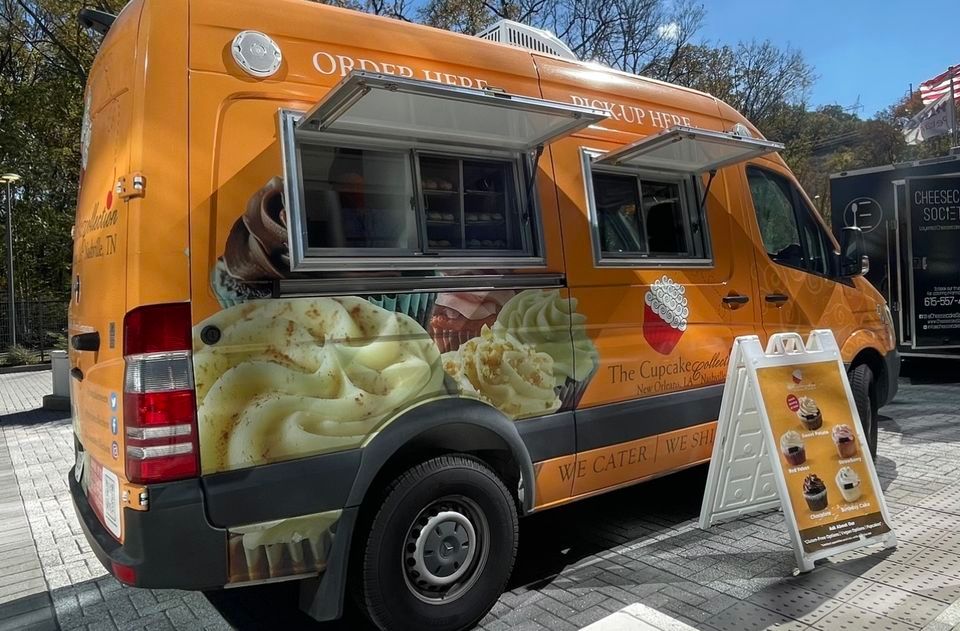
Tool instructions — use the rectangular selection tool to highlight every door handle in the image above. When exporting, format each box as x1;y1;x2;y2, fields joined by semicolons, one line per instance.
70;367;84;382
722;293;750;309
765;293;789;305
71;332;100;352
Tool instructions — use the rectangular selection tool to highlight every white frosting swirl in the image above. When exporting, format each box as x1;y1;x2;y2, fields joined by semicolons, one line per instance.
797;396;819;418
441;325;560;418
779;430;804;452
836;466;860;489
193;298;444;473
492;289;598;382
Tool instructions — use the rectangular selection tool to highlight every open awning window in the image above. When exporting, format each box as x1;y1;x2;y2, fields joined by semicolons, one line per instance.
594;125;784;173
296;71;608;151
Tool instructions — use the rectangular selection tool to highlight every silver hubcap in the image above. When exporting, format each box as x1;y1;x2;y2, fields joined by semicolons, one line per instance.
403;496;488;603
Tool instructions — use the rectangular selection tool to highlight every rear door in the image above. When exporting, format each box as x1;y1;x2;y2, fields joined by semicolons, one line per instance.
69;5;140;537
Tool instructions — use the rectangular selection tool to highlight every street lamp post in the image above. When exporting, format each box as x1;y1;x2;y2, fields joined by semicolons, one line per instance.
1;174;20;348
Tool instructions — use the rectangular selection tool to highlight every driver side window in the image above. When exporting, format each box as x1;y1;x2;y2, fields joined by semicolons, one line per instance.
747;166;831;276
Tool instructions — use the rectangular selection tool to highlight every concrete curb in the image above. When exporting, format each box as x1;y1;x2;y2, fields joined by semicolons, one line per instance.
0;363;51;375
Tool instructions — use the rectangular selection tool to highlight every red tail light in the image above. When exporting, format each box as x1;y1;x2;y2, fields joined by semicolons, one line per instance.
123;303;198;484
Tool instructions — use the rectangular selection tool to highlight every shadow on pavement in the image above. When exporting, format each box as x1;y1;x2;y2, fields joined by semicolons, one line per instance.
206;466;715;629
902;358;960;384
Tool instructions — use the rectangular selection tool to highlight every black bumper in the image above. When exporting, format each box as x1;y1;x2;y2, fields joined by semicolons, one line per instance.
881;348;900;407
69;468;228;590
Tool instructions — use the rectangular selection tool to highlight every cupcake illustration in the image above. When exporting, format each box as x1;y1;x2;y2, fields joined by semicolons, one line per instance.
835;466;862;502
211;177;288;306
643;276;688;355
779;430;806;466
803;474;828;511
492;289;599;410
429;290;515;353
441;325;561;418
367;293;436;330
796;396;823;430
832;424;858;458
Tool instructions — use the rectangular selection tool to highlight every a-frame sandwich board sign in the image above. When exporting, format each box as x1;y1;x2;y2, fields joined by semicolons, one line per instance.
699;330;896;573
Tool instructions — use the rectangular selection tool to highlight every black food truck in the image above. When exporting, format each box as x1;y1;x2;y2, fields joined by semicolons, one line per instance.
831;152;960;359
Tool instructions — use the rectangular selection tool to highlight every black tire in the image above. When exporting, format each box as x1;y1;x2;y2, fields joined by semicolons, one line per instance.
357;455;518;631
850;363;878;459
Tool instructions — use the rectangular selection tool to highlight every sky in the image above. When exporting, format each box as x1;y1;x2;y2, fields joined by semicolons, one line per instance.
698;0;958;118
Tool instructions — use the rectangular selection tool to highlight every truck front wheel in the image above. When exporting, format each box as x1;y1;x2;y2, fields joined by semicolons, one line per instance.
358;455;518;631
850;363;878;459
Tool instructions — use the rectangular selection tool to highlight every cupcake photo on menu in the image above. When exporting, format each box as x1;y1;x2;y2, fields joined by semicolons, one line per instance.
832;424;858;458
780;430;806;466
796;396;823;431
835;466;862;502
802;474;828;511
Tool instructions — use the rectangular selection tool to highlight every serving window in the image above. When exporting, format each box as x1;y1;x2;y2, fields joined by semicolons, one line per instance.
279;71;608;271
584;155;708;265
583;125;784;267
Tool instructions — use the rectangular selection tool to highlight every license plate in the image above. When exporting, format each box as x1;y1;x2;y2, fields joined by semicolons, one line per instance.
88;459;122;539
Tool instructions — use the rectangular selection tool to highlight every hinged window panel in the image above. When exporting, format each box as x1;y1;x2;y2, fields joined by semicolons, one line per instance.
296;71;608;152
595;125;784;174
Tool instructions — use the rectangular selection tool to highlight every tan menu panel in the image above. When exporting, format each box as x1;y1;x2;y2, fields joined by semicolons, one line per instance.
756;360;890;554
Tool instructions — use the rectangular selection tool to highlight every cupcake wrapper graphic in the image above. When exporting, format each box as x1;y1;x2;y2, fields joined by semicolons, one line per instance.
783;447;806;466
557;357;599;412
366;293;436;329
840;485;862;503
836;439;857;458
804;489;828;511
228;529;333;583
800;412;822;431
211;260;272;308
435;329;478;354
643;276;688;355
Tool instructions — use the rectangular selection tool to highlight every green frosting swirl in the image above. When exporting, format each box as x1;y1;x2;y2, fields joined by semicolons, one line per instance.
493;289;598;382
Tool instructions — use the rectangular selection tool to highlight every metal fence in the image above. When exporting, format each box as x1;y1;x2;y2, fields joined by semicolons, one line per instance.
0;300;69;359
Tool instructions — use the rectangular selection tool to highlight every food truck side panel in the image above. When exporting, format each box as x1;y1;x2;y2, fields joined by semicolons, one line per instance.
831;155;960;357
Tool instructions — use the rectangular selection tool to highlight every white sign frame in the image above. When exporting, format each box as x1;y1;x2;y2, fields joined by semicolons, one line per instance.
699;329;896;572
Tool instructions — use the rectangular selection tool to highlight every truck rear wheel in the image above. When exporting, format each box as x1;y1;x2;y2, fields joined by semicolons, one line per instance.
850;363;878;459
358;455;518;631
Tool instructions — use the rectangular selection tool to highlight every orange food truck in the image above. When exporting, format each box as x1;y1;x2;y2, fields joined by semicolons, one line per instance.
68;1;899;629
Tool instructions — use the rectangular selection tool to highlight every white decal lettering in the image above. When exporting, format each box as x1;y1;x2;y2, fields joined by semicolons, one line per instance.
358;58;381;73
312;51;337;75
336;55;356;76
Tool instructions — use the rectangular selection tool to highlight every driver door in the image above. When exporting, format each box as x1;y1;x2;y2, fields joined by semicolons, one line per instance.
745;164;855;342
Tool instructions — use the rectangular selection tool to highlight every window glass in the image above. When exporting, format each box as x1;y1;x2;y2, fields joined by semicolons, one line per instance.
590;170;705;260
747;167;803;268
301;145;416;251
419;155;525;253
593;173;645;255
294;140;535;259
747;166;832;275
642;180;690;256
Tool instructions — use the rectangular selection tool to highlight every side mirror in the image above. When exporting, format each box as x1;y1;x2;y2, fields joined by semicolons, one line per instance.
839;226;867;277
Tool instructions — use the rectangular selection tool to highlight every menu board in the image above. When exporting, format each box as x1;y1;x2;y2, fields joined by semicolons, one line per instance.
907;175;960;349
699;330;896;572
756;360;891;554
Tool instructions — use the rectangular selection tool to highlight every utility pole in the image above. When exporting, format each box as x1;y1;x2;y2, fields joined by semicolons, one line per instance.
1;174;20;347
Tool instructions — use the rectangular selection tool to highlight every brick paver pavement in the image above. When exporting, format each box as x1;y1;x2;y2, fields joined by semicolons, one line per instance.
3;368;960;630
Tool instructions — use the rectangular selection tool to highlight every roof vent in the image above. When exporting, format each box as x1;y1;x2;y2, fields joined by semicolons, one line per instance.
477;20;577;60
